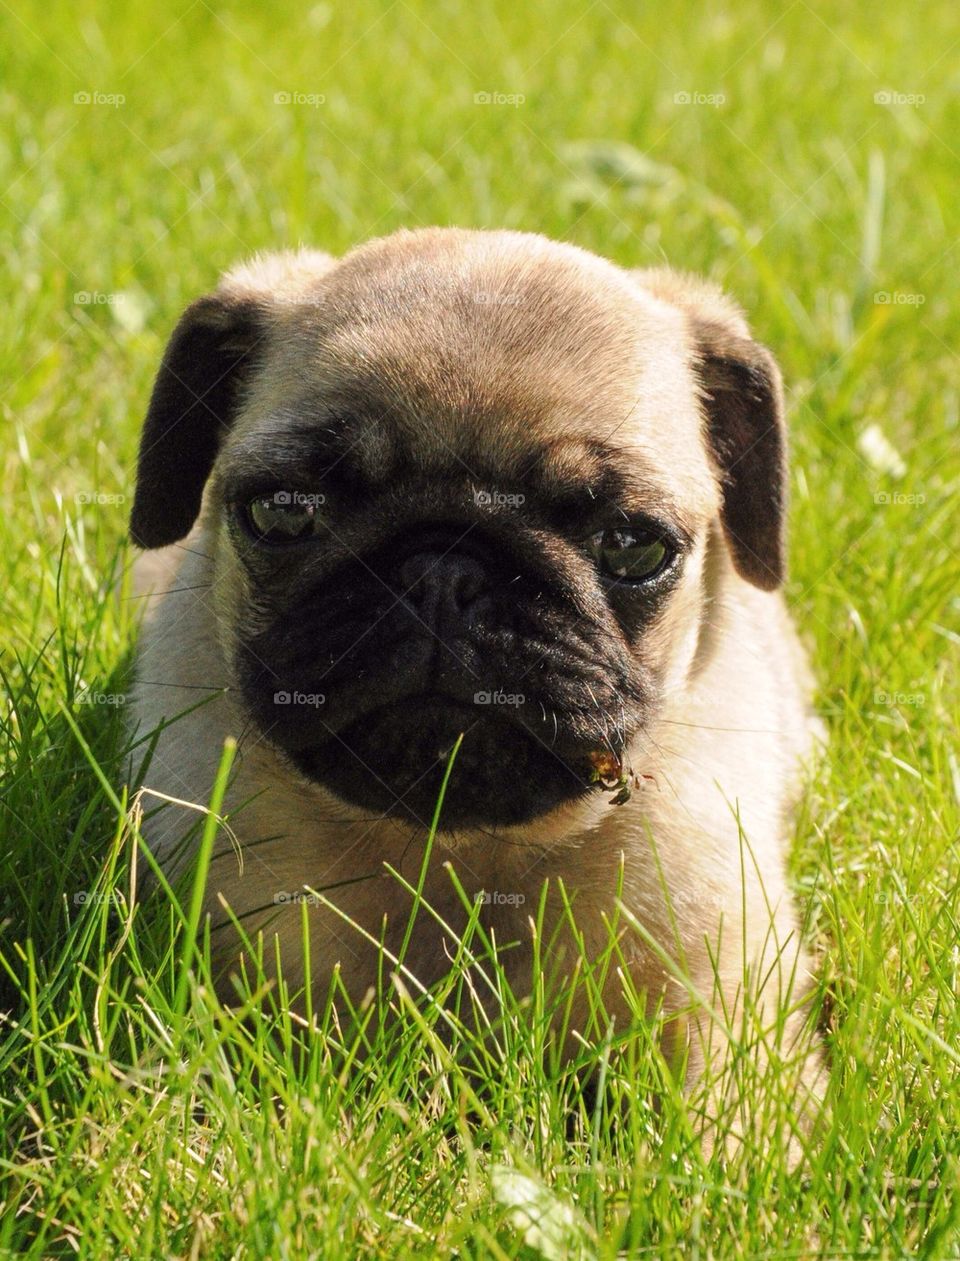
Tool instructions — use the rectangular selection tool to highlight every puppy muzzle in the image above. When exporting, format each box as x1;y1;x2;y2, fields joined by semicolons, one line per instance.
236;527;647;829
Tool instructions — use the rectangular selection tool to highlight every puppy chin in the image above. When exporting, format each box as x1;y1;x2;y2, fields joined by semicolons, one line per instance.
300;699;596;827
251;687;629;835
285;756;619;856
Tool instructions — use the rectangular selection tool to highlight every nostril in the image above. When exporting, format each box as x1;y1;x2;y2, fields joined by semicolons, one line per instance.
397;552;439;599
398;552;489;618
451;562;485;609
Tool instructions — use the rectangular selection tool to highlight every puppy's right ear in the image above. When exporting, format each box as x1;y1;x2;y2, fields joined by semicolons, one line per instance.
130;249;337;549
129;292;265;549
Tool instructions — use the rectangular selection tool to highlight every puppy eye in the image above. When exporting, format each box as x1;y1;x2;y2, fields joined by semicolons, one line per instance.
244;493;325;543
587;526;672;582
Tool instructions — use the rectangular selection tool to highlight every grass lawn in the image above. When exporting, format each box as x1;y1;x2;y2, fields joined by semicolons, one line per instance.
2;0;959;1255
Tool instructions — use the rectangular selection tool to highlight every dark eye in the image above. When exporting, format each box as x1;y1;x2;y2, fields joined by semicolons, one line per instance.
244;492;325;543
587;526;672;582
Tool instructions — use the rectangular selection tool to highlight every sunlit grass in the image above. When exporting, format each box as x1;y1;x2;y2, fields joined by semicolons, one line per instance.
2;0;959;1254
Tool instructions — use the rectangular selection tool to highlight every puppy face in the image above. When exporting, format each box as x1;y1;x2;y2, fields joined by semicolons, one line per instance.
131;230;786;834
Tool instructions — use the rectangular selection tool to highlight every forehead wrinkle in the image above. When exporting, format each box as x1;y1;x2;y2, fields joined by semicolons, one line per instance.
298;254;655;456
220;394;355;488
535;438;697;533
229;244;715;508
295;351;646;492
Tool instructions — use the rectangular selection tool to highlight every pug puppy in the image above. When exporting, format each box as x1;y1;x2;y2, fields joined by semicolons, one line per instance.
129;229;823;1134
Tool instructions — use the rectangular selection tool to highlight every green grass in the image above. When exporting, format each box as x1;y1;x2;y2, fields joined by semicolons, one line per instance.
2;0;959;1255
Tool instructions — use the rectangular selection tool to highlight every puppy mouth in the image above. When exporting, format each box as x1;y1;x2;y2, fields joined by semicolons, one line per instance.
285;692;602;829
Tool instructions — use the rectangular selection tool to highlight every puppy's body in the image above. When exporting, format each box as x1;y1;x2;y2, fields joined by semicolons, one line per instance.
129;229;822;1120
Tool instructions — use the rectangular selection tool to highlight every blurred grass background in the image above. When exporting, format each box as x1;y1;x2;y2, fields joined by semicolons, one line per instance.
1;1;959;1255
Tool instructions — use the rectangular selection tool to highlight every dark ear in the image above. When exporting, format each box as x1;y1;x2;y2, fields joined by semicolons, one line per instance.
692;319;787;591
129;294;265;548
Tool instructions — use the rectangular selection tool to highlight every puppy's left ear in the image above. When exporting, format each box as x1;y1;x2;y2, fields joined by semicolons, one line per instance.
634;270;788;591
692;318;787;590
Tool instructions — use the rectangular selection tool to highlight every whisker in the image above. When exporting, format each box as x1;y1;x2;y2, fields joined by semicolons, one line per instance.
173;543;215;561
657;719;785;734
124;584;213;600
134;681;228;691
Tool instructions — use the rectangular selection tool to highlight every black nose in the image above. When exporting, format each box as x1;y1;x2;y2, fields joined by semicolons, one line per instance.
397;550;488;629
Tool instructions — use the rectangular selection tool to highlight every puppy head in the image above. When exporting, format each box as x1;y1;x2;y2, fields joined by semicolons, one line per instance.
131;230;787;835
